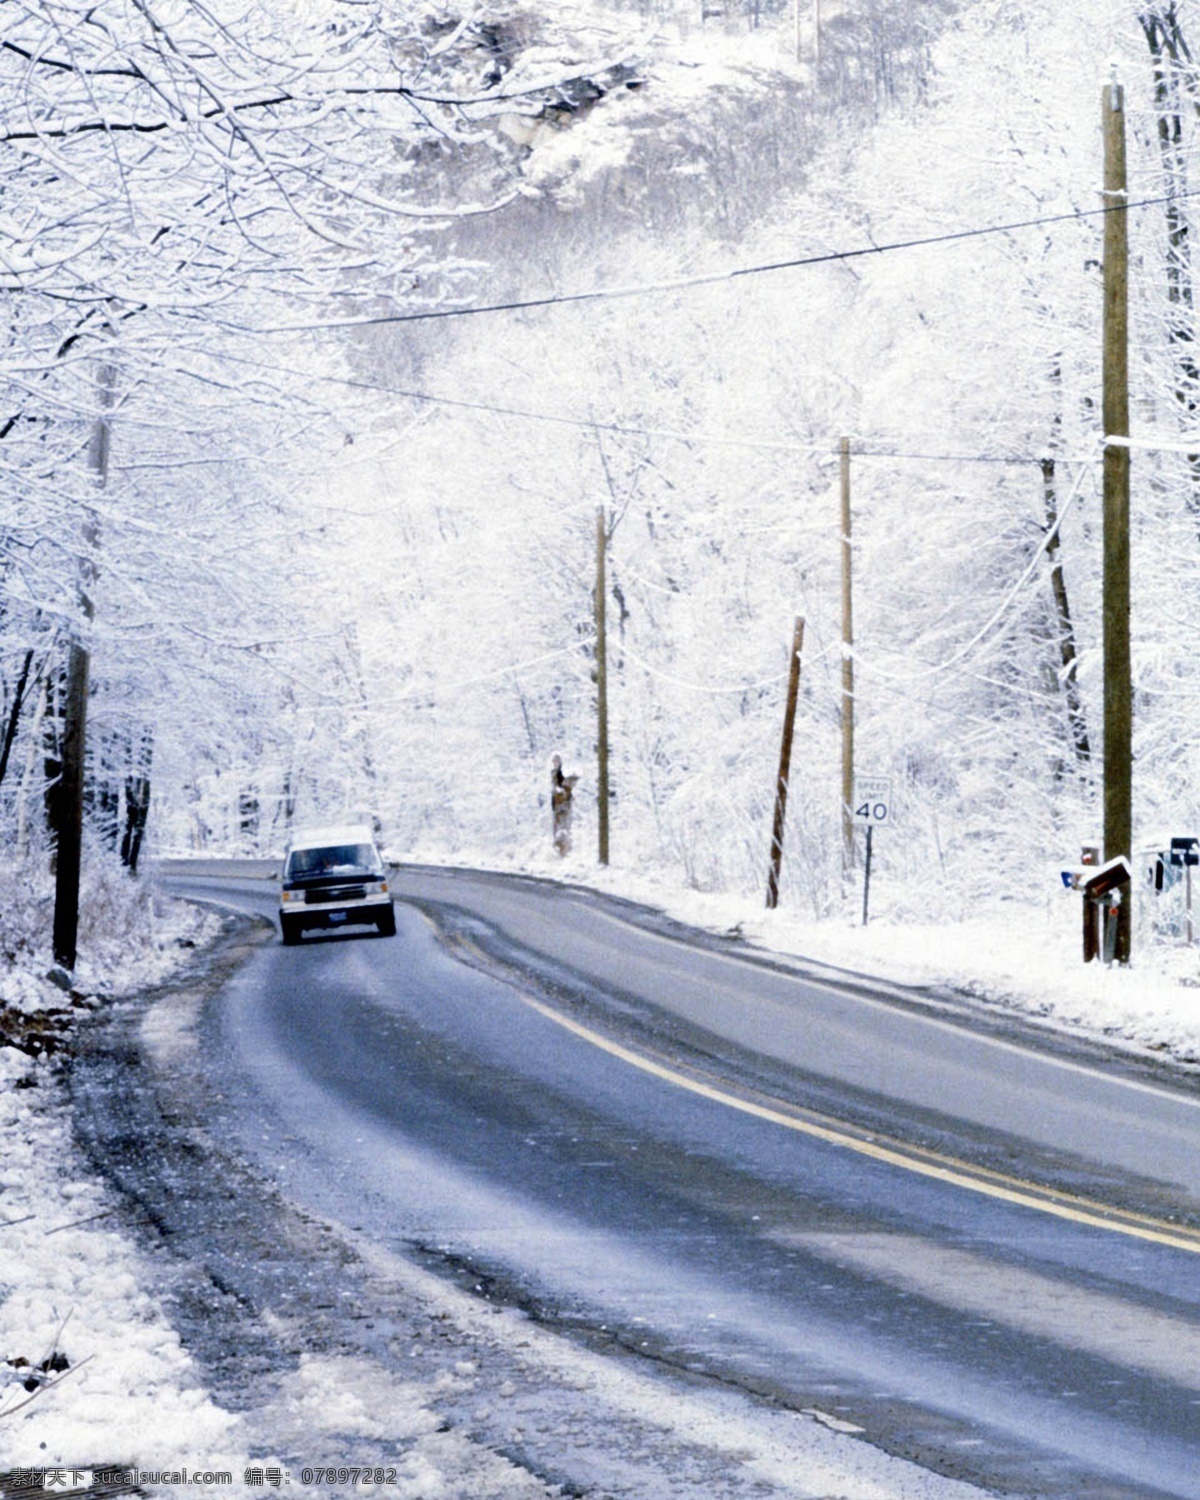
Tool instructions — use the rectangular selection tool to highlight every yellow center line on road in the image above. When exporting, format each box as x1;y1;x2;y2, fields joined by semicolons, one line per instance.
500;970;1200;1257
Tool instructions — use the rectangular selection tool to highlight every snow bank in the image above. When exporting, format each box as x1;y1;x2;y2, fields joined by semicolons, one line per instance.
0;872;235;1474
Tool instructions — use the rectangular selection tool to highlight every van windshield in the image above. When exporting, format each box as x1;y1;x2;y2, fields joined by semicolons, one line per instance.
286;844;378;878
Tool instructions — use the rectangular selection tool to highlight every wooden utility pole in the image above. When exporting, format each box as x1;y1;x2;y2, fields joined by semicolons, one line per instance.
766;617;805;909
595;505;610;866
840;436;855;880
1102;78;1132;964
53;364;113;971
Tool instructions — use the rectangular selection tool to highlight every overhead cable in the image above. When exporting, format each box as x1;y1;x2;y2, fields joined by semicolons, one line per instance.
250;189;1184;336
852;455;1096;685
619;640;792;695
211;346;1094;467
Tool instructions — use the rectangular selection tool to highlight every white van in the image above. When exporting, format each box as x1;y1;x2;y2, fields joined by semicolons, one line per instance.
278;824;396;944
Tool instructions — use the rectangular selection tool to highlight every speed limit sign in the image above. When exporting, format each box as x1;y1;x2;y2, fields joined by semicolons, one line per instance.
853;776;893;826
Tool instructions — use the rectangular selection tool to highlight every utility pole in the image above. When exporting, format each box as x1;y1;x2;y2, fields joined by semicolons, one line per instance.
840;436;855;881
595;504;610;866
766;617;805;909
53;363;113;972
1102;78;1132;964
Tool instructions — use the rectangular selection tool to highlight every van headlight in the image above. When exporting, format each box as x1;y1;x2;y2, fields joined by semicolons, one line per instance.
281;889;306;904
366;880;389;895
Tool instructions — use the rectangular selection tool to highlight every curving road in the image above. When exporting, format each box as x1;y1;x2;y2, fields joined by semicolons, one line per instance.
157;862;1200;1499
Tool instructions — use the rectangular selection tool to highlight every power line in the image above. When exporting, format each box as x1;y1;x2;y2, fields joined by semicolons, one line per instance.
250;189;1188;336
346;638;596;712
620;640;792;696
851;458;1095;686
852;449;1050;465
212;347;1091;467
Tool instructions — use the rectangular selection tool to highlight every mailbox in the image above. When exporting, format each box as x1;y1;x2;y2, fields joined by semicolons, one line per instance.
1079;855;1132;899
1071;855;1131;963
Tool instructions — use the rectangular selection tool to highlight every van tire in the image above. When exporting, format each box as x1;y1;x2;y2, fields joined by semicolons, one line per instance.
376;908;397;937
281;915;303;945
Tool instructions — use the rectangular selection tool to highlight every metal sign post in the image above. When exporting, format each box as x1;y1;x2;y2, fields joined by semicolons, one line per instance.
853;777;892;926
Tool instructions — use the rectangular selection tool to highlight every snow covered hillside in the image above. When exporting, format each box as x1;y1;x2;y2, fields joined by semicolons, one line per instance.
166;1;1200;960
6;0;1200;962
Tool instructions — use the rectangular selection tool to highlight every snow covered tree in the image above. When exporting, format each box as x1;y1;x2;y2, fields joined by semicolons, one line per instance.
0;0;647;962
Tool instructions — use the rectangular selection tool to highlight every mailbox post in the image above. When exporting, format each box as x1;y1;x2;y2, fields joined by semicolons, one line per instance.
1064;854;1132;964
1170;837;1199;944
1080;843;1100;962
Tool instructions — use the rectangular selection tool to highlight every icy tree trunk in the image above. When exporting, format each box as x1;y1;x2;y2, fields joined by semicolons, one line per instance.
1141;5;1200;517
87;723;124;851
16;674;49;857
338;621;379;821
42;664;66;854
121;730;154;875
0;646;35;788
53;362;113;971
1041;457;1091;770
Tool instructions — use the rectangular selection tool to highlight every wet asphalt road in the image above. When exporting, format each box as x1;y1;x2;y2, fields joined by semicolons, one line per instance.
136;865;1200;1497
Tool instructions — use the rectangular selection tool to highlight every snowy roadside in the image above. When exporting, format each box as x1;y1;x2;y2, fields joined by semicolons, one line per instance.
3;849;1198;1500
0;865;239;1486
1;869;560;1500
0;870;591;1500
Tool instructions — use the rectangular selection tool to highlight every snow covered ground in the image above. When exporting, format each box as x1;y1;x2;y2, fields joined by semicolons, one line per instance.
2;855;1198;1499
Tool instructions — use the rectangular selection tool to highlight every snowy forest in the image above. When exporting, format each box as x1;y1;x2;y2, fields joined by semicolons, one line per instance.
4;0;1200;945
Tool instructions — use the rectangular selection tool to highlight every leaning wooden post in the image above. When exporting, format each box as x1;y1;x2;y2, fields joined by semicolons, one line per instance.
595;505;610;866
766;617;805;909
